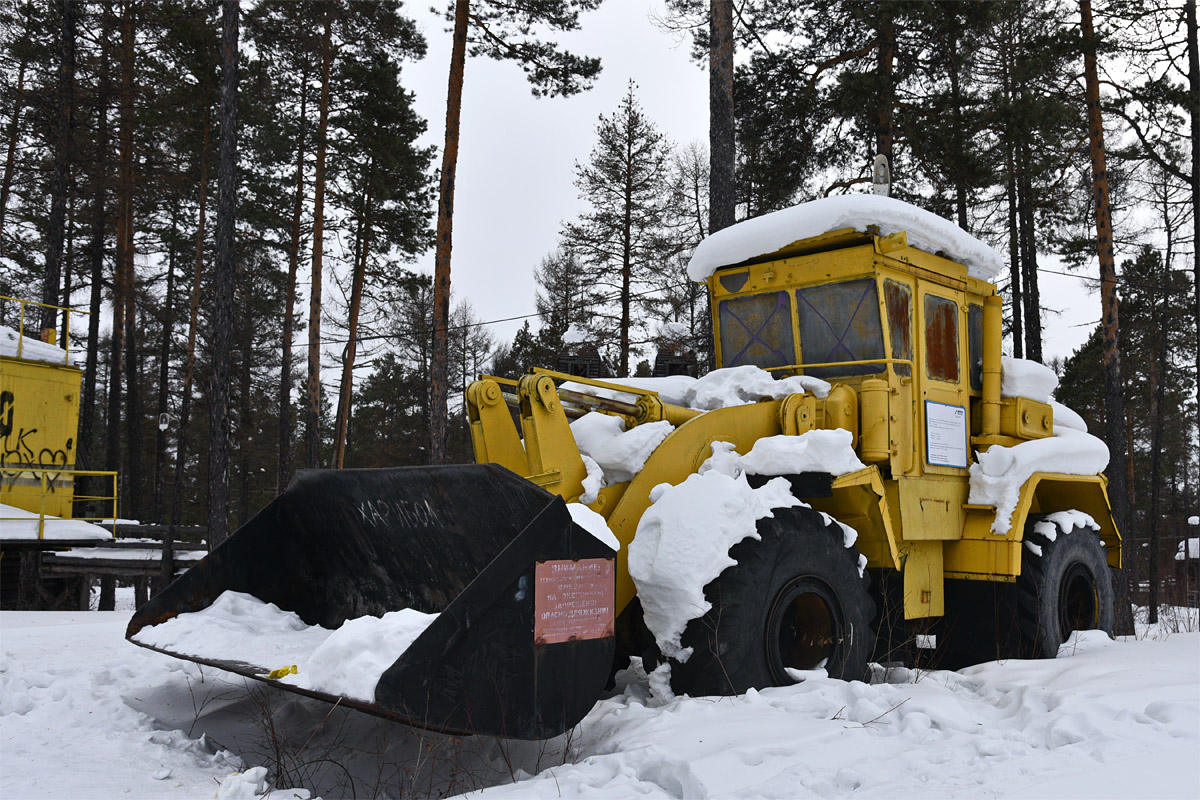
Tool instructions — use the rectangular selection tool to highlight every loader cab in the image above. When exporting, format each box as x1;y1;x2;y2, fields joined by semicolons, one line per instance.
707;227;994;480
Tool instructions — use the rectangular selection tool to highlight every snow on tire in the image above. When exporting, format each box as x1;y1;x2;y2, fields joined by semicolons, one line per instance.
670;506;875;696
1015;514;1114;659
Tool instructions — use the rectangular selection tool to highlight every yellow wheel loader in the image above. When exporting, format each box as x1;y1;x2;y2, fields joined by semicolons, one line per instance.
128;197;1121;740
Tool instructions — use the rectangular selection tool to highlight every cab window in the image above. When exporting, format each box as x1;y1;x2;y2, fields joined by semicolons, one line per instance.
795;278;885;379
717;291;795;369
924;294;960;382
884;280;913;377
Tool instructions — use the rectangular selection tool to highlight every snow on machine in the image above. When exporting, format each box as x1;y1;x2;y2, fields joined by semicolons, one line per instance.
128;195;1121;740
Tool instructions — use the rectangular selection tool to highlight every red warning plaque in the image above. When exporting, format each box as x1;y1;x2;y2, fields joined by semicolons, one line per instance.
534;558;615;645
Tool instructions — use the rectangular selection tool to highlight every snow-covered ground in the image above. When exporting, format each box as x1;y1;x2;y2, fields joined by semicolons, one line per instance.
1;604;1196;800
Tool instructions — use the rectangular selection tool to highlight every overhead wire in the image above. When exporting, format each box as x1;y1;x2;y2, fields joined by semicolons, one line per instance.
310;261;1195;348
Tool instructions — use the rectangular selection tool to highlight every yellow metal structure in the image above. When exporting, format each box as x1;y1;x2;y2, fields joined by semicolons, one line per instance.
465;225;1122;624
0;297;117;531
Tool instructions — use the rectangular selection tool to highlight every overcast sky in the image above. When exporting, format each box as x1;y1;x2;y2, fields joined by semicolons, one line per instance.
385;0;1103;370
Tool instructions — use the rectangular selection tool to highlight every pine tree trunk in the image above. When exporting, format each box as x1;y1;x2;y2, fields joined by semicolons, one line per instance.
153;201;178;522
60;190;74;345
708;0;734;234
41;0;77;337
875;5;896;169
1016;142;1042;362
306;12;334;469
1081;0;1133;636
1006;151;1023;359
107;0;136;493
1147;289;1167;623
79;5;112;491
0;6;31;256
278;73;308;493
430;0;469;465
165;114;210;585
124;275;141;518
333;178;371;469
120;0;140;518
237;323;251;526
207;0;239;549
948;24;968;230
1186;0;1199;459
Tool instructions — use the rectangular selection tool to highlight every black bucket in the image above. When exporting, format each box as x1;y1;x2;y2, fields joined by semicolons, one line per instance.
126;464;616;740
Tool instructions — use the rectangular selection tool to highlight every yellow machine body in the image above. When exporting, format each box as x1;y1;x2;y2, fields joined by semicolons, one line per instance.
0;352;82;518
466;227;1121;623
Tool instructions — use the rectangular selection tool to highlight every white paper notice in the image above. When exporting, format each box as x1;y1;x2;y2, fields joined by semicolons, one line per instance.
926;401;967;468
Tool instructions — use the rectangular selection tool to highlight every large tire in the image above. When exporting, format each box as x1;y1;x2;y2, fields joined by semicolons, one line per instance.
670;506;876;696
1015;516;1114;659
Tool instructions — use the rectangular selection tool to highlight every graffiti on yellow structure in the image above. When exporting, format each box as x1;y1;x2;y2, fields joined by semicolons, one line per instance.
0;355;81;517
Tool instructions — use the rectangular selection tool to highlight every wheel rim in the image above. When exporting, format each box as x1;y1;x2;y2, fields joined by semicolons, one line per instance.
1058;561;1099;641
766;576;842;683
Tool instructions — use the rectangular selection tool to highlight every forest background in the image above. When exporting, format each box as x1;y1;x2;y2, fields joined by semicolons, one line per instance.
0;0;1196;603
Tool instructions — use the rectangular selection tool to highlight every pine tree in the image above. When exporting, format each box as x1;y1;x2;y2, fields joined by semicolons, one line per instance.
428;0;603;465
562;82;672;377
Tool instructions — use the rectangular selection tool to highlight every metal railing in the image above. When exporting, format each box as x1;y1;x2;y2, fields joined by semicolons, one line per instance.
0;295;89;363
0;469;119;540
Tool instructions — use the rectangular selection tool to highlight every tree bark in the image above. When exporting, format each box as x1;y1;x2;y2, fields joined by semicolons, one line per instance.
1017;141;1042;362
305;11;334;469
207;0;239;550
119;0;140;520
708;0;734;235
875;5;896;170
620;127;633;378
333;177;372;468
79;3;113;491
41;0;77;337
1081;0;1133;636
278;72;308;493
430;0;469;465
0;5;32;257
165;113;210;585
153;200;178;522
1186;0;1199;462
107;0;136;492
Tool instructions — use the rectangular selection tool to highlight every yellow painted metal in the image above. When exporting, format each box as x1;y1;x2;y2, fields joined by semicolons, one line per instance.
898;540;944;619
980;295;1003;437
811;467;901;571
465;378;528;475
1012;472;1122;568
859;379;890;462
516;374;587;500
997;396;1053;440
1;354;82;518
896;475;968;540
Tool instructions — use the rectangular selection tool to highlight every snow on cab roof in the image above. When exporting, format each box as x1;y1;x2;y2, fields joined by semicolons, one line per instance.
686;194;1006;283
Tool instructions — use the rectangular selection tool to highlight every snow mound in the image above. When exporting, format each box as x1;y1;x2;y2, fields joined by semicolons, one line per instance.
131;590;436;702
627;450;800;663
1002;356;1058;403
1026;510;1101;557
687;195;1005;283
571;415;674;485
968;427;1110;535
0;325;77;365
628;435;865;666
740;428;866;478
1;503;114;542
1051;400;1087;432
684;365;830;410
568;502;620;550
560;375;696;407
